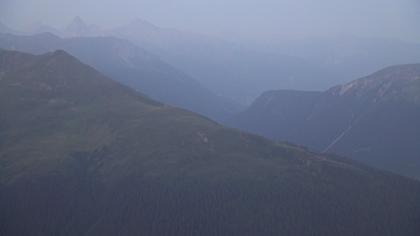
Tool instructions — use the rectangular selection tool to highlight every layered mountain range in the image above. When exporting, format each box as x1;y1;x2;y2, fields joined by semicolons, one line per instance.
24;17;339;104
231;64;420;179
1;49;420;235
0;32;237;121
4;17;420;105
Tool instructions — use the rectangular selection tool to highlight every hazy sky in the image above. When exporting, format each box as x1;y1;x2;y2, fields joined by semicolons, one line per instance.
1;0;419;42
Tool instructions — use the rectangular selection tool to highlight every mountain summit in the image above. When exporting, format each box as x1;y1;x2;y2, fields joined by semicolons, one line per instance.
329;64;420;100
231;64;420;179
0;32;238;121
64;16;101;37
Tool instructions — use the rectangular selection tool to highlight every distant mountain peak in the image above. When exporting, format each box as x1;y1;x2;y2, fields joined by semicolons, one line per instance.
367;64;420;82
330;64;420;97
66;16;88;30
70;16;86;27
231;63;420;180
64;16;101;37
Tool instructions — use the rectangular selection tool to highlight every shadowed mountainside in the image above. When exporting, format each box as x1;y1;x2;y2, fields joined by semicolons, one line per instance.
0;49;420;235
231;64;420;179
0;32;239;122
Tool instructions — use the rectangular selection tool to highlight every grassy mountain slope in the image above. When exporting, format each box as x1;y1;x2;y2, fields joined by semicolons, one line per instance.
0;32;238;121
1;50;420;236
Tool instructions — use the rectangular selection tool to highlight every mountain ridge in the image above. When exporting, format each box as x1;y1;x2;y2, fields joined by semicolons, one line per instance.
328;64;420;98
230;64;420;179
0;32;239;121
1;49;420;235
26;18;338;104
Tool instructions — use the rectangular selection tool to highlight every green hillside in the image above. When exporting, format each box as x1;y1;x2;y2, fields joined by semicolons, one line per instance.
1;50;420;236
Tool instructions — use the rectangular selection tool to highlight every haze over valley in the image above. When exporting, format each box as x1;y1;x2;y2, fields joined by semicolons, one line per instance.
1;1;420;235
